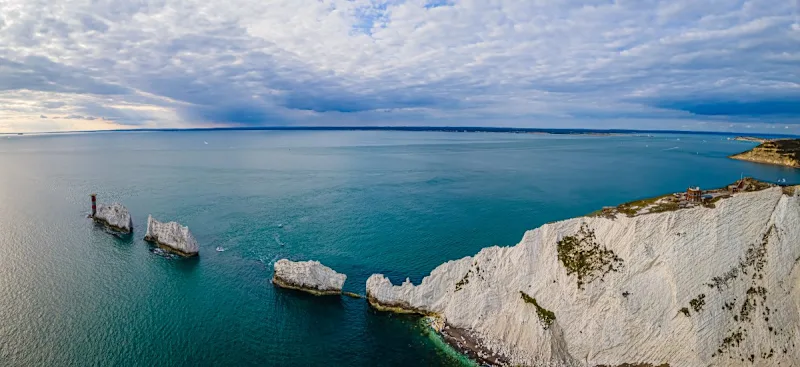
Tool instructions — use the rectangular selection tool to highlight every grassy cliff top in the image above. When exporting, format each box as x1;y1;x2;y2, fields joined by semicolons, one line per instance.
730;139;800;168
589;178;786;219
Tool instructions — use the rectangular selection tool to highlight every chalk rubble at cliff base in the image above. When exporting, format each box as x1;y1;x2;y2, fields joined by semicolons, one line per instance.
93;203;133;233
273;259;346;296
143;215;199;257
367;186;800;367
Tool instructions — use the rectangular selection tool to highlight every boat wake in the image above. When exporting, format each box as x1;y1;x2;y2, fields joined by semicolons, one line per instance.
273;233;286;247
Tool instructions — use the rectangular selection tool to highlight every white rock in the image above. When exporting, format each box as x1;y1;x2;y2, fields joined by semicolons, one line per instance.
273;259;346;296
93;203;133;233
143;215;199;256
366;187;800;366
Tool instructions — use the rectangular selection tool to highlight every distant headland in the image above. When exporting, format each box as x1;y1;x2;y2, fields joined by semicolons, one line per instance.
730;138;800;168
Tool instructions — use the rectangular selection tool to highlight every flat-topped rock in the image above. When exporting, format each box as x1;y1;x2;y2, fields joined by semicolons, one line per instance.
273;259;346;296
93;203;133;233
143;215;199;257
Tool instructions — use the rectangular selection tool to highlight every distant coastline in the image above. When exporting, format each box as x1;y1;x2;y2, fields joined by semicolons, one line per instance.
732;136;773;143
730;138;800;168
2;125;798;139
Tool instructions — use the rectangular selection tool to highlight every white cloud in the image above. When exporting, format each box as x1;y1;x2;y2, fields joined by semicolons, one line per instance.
0;0;798;133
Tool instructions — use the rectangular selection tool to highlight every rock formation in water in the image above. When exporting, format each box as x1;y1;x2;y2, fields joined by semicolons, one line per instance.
730;139;800;168
367;184;800;366
143;215;199;256
273;259;346;296
92;203;133;233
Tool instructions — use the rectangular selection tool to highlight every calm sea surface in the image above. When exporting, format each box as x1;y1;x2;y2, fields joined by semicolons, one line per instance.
1;130;798;366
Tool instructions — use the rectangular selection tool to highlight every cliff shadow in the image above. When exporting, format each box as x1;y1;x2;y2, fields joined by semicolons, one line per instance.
272;285;348;310
171;254;201;271
91;221;135;245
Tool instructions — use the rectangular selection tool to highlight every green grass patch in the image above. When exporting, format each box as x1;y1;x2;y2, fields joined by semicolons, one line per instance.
557;223;624;290
689;294;706;313
615;194;671;217
520;291;556;329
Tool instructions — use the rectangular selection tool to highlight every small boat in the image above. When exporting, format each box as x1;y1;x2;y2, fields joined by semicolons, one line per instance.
278;223;284;228
216;246;225;252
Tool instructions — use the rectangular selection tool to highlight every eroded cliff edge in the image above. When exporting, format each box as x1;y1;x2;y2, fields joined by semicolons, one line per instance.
367;186;800;366
730;139;800;168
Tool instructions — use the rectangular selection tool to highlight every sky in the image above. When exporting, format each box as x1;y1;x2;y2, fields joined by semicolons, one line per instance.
0;0;799;133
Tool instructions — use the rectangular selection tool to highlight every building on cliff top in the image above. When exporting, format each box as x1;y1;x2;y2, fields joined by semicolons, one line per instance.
686;187;701;202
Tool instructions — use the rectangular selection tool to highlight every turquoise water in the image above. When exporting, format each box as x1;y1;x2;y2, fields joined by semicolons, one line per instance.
1;131;798;366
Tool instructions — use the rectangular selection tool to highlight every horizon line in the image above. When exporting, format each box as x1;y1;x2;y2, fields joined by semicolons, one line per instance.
2;125;799;138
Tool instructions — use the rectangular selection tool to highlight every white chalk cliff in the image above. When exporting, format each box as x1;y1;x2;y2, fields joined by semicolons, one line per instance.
93;203;133;233
144;215;199;256
273;259;346;296
367;187;800;366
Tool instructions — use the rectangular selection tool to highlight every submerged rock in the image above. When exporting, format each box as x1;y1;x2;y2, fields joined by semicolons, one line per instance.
93;203;133;233
143;215;199;257
273;259;346;296
367;185;800;366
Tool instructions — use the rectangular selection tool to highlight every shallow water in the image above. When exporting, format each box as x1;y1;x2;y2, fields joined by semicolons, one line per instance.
1;130;797;366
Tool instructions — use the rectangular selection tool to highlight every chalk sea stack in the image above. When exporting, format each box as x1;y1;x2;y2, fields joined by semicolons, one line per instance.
366;183;800;366
730;139;800;168
273;259;346;296
92;203;133;233
143;215;199;257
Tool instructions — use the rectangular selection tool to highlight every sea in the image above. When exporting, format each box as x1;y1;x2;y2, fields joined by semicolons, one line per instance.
1;130;798;366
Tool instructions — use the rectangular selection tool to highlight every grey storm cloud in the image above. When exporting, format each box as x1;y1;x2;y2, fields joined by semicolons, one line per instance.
0;0;798;132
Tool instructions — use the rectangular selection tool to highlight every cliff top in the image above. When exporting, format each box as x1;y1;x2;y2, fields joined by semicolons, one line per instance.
729;138;800;168
755;139;800;158
590;178;785;218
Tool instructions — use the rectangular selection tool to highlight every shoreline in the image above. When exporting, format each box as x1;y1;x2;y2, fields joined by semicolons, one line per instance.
367;296;508;366
272;275;342;296
729;139;800;169
143;236;199;257
91;217;132;234
437;321;509;366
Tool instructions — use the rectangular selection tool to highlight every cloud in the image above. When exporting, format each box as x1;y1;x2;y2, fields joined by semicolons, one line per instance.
0;0;798;132
656;99;800;117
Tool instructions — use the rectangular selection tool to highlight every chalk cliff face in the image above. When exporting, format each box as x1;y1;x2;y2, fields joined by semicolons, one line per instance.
93;203;133;233
273;259;346;296
730;139;800;168
144;215;199;256
367;187;800;366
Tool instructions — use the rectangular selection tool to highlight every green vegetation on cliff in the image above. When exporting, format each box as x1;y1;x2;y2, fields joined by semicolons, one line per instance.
730;139;800;168
520;291;556;329
557;223;624;290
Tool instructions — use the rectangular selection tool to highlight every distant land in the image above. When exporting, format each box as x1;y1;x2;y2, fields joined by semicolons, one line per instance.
3;126;799;139
733;136;773;143
730;138;800;168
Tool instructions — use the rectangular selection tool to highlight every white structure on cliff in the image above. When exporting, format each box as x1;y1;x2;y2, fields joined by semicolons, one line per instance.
367;186;800;366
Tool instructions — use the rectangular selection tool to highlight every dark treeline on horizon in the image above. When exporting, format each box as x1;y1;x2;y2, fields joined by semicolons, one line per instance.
11;126;799;139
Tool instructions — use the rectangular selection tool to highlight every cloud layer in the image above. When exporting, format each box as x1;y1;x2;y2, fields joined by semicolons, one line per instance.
0;0;798;132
